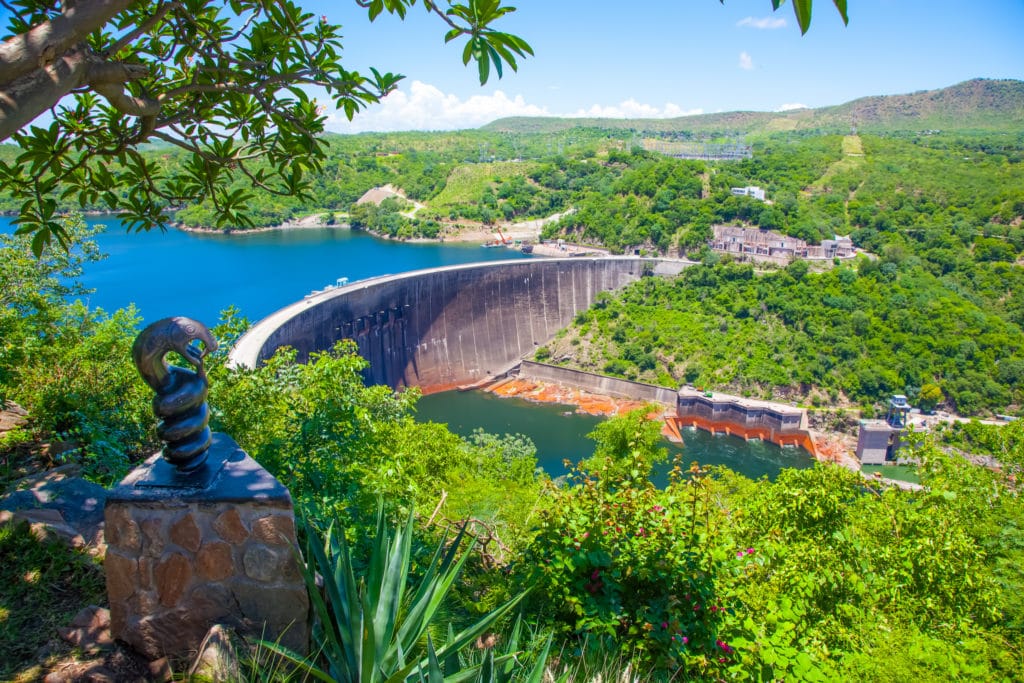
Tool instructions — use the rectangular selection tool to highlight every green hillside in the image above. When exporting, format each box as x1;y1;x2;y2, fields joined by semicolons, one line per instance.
429;161;540;209
531;128;1024;414
483;78;1024;135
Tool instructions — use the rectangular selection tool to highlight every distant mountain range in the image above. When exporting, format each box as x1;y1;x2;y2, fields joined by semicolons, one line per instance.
481;79;1024;135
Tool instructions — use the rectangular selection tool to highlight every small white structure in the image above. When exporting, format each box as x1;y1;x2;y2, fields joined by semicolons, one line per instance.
730;186;766;201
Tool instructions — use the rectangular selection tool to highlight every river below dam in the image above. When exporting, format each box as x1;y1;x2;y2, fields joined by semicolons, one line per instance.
416;390;812;480
3;215;813;479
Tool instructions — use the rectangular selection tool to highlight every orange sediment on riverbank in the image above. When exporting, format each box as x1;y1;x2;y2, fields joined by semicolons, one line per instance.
811;431;859;469
667;415;819;458
461;377;849;463
485;378;655;417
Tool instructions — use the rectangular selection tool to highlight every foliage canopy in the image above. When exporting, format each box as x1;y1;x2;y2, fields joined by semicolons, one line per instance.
0;0;532;253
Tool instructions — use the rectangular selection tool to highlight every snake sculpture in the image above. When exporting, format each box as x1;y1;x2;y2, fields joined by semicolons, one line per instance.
132;317;218;472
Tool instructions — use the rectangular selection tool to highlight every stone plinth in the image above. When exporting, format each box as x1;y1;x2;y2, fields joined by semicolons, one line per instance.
104;434;308;660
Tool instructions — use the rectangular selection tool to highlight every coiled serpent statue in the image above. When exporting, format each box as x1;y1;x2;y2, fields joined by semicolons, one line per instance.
132;317;218;472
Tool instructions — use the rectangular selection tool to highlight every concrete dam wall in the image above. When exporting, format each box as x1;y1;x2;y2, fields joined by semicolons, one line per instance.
230;257;690;391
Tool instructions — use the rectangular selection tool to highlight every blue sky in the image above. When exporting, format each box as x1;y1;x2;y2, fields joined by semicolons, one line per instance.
2;1;1020;133
317;0;1024;132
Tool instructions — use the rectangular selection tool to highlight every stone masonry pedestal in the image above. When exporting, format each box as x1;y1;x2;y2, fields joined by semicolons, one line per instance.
104;434;308;660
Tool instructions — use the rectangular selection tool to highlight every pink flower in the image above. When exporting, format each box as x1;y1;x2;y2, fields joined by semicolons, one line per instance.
716;639;734;654
747;547;755;555
736;551;744;558
661;622;668;629
682;636;689;644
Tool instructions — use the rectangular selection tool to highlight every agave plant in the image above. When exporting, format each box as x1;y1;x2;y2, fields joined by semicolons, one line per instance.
264;501;544;682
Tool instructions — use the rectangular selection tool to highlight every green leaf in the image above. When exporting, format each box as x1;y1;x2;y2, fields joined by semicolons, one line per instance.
443;623;460;677
832;0;849;25
486;45;503;79
480;649;495;683
426;635;443;681
793;0;812;33
477;41;491;84
31;229;49;258
524;633;553;683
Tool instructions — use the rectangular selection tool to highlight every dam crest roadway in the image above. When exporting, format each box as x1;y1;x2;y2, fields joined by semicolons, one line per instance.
229;257;693;392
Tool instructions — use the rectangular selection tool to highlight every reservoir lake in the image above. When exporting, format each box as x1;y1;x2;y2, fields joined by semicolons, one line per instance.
4;215;813;479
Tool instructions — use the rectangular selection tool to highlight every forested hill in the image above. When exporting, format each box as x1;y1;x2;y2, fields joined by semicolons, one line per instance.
483;78;1024;134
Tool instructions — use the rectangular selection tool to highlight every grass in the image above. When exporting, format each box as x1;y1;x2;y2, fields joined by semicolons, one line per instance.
811;135;866;194
861;464;921;484
430;161;538;209
841;135;864;155
0;521;106;680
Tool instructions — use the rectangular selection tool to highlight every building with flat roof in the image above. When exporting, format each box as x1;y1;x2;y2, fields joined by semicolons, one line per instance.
710;226;856;265
676;386;804;433
730;186;766;201
856;420;901;465
669;387;815;454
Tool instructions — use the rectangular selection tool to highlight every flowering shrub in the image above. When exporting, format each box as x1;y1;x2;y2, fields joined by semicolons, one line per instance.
520;410;739;675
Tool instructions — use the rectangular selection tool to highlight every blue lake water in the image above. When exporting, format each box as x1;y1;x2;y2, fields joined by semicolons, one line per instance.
3;214;812;478
1;216;529;324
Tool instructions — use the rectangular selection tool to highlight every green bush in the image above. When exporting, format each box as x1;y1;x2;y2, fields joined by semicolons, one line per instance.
520;411;732;676
265;502;539;683
0;217;154;484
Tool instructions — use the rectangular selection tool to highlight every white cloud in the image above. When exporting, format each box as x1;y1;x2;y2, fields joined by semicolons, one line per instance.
777;102;809;111
570;99;703;119
737;16;787;29
739;51;754;70
321;84;704;131
322;80;549;133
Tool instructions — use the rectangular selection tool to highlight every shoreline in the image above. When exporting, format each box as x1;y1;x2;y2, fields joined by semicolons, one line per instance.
481;376;856;465
176;216;504;245
59;202;577;250
479;377;932;490
177;218;556;249
175;206;575;247
175;213;339;235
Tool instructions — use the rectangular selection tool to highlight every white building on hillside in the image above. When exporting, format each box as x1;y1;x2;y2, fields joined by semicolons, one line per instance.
730;186;766;201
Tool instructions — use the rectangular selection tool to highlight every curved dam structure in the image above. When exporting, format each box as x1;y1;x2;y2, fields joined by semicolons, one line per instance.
230;257;691;392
